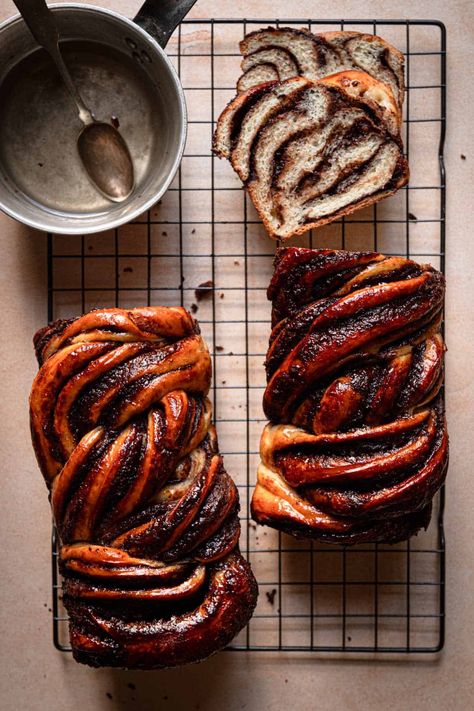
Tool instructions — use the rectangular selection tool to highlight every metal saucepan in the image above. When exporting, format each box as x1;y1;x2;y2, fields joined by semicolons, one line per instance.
0;1;197;234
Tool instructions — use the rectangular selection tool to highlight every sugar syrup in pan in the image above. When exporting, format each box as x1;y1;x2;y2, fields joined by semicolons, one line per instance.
0;40;165;214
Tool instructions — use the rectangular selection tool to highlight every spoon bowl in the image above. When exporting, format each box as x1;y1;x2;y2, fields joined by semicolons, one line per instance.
78;122;134;202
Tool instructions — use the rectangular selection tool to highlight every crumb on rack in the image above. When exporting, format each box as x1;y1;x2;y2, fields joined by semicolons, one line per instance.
195;280;214;301
266;588;277;605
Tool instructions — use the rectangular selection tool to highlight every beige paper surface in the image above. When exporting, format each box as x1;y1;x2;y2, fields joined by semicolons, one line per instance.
0;2;473;710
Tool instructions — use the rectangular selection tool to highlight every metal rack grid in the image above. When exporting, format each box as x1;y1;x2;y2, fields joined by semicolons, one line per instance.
49;17;446;655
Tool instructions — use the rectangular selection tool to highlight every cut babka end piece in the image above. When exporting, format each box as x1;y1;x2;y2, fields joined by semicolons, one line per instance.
238;27;405;114
252;248;448;545
213;74;409;241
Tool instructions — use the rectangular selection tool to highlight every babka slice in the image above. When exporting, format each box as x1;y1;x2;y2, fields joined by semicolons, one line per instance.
213;73;408;241
251;248;448;544
238;27;405;115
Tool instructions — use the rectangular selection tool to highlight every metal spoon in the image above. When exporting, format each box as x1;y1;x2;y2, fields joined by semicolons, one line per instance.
13;0;134;203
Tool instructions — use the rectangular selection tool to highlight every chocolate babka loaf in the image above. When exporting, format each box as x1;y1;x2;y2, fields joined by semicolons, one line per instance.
237;27;405;113
251;248;448;544
30;307;257;668
213;72;408;240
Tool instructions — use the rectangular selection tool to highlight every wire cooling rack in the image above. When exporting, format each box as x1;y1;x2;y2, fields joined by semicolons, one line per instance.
49;18;446;654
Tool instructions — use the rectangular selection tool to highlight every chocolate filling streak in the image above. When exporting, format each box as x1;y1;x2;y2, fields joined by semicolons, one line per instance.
213;79;305;162
214;74;408;240
227;83;279;151
298;140;387;204
271;117;343;187
239;28;404;109
245;86;386;188
292;118;380;192
244;45;301;75
252;248;448;545
246;41;305;74
243;31;338;79
244;32;346;76
30;307;257;669
294;148;407;229
240;87;310;182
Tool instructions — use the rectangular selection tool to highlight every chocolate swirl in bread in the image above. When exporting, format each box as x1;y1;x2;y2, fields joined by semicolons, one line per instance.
237;27;405;114
214;73;408;241
252;248;448;544
30;307;257;669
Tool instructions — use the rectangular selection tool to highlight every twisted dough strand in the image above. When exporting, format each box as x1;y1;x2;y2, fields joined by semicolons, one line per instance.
252;248;448;544
30;307;257;669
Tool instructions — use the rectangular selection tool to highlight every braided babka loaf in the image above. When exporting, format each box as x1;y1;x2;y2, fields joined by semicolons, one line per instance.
30;306;257;669
213;72;408;240
251;248;448;544
237;27;405;114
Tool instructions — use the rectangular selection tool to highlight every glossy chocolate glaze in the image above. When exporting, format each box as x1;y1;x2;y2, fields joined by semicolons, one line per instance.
30;306;257;669
252;248;448;544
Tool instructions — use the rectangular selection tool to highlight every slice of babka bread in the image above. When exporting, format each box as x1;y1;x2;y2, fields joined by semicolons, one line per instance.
213;73;408;241
238;27;405;115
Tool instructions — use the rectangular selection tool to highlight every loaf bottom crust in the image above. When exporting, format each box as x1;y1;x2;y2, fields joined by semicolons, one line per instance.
252;499;433;546
64;551;257;670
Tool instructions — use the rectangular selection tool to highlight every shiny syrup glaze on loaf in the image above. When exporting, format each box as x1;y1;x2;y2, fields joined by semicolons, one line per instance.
252;248;448;544
30;306;257;669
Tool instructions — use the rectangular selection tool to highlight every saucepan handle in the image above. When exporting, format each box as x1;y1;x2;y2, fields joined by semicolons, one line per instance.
133;0;197;49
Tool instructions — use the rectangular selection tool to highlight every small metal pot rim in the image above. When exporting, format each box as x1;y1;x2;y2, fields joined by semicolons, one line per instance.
0;3;188;234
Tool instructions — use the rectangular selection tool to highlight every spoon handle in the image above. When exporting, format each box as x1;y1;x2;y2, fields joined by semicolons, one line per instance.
13;0;94;125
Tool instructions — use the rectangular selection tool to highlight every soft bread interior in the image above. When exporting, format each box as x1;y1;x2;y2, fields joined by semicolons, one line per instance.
237;64;279;92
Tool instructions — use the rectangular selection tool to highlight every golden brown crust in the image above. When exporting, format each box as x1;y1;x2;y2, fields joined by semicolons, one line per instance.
30;306;257;669
319;70;401;132
252;248;448;544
